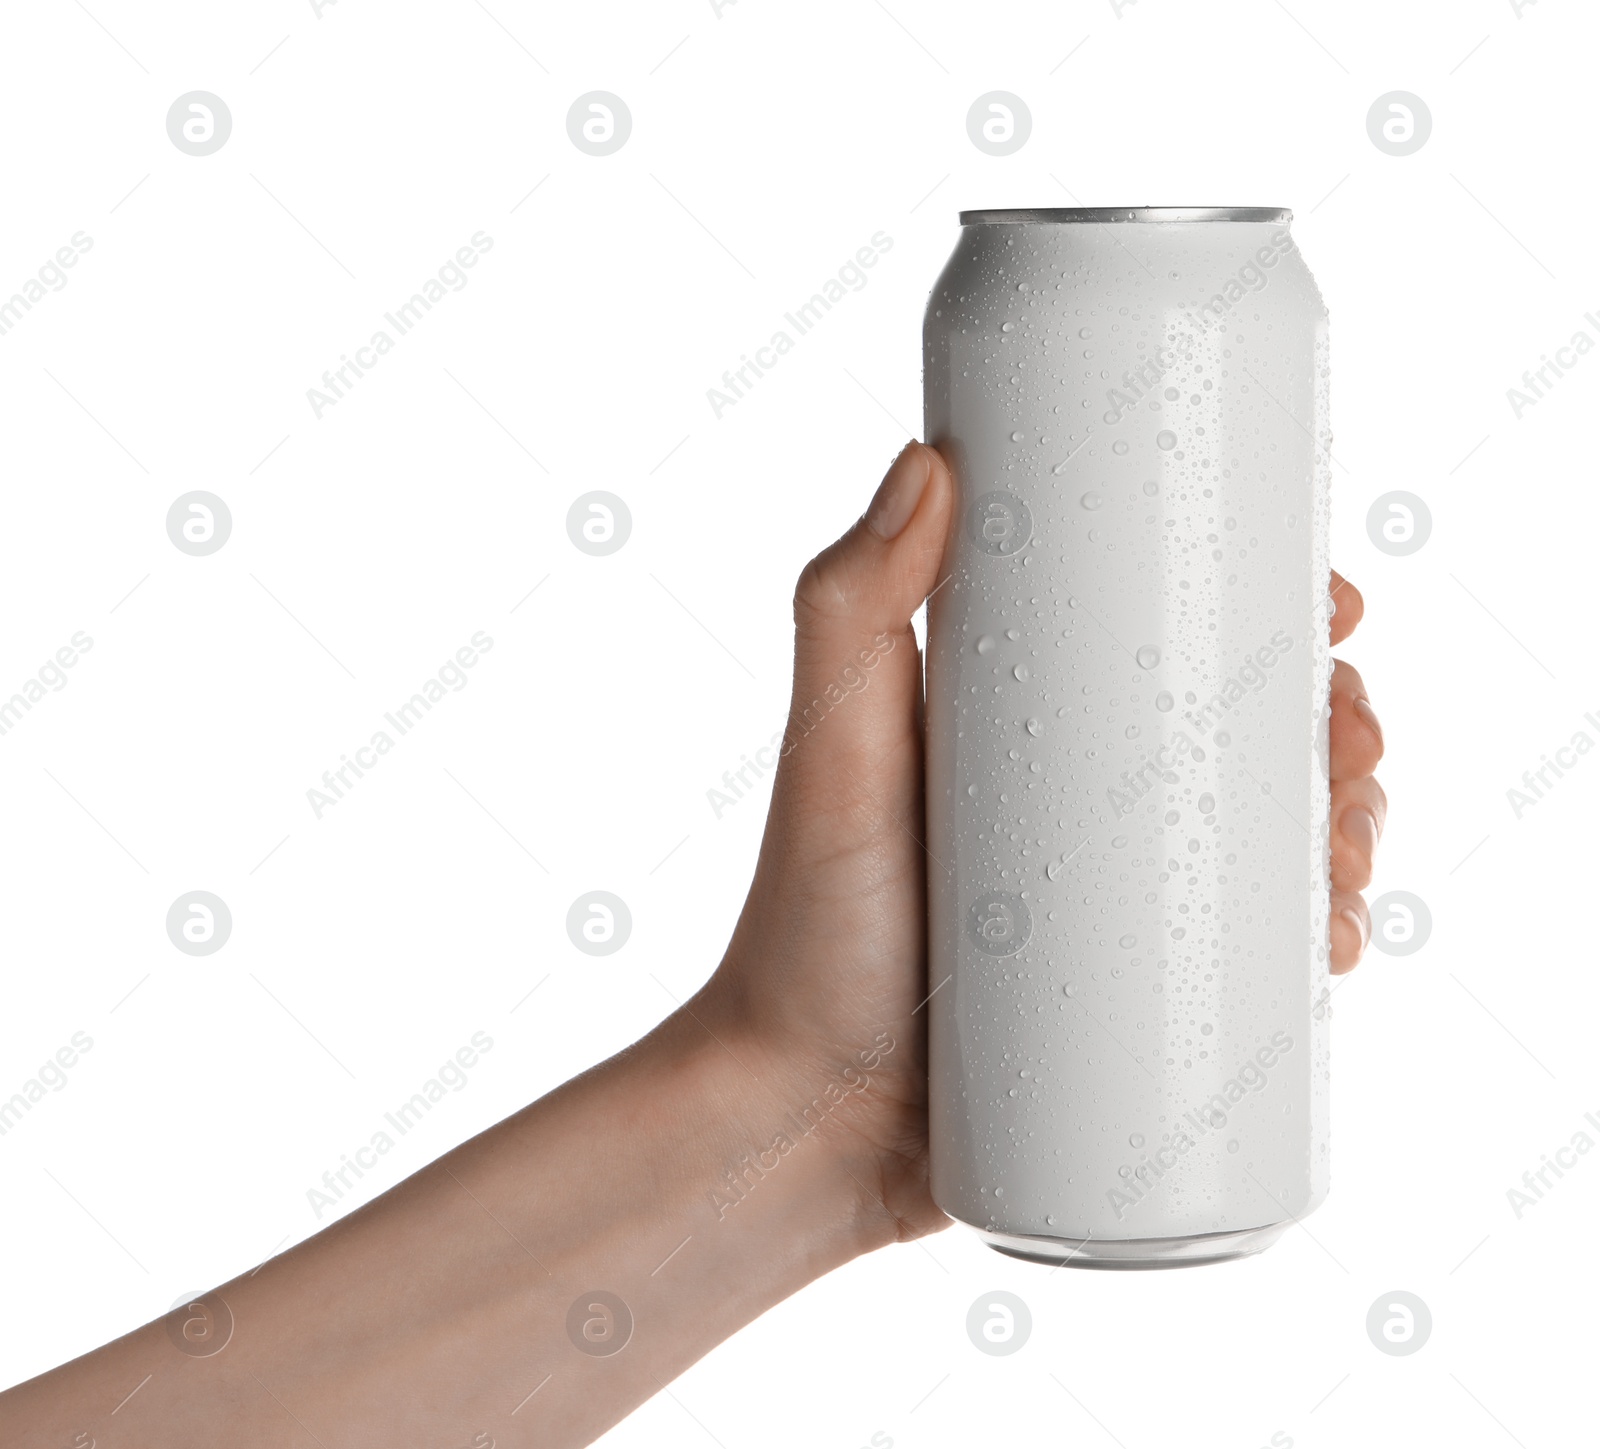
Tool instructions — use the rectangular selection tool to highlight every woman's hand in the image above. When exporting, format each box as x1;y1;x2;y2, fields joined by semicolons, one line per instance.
2;440;1386;1449
704;440;1386;1252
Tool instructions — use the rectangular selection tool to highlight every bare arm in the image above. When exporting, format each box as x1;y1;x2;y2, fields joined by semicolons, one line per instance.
2;442;1379;1448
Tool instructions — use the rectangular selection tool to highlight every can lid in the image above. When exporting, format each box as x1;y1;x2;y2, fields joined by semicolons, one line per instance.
960;207;1292;225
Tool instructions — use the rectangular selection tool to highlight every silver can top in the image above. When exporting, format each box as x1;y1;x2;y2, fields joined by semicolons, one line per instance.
960;207;1292;225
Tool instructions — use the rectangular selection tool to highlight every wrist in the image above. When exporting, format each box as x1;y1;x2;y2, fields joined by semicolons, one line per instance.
665;984;908;1261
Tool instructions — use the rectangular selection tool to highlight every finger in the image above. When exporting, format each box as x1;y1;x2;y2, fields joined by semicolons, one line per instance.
1330;775;1387;893
1330;658;1383;782
1328;570;1363;646
1330;889;1369;974
782;441;954;786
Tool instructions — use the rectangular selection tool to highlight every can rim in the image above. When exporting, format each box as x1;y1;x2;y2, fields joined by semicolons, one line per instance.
960;207;1292;225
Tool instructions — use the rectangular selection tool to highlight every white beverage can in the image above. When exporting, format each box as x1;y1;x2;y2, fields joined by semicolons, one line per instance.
924;207;1333;1268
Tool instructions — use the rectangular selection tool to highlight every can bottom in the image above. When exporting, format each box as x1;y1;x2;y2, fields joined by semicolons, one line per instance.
980;1221;1289;1270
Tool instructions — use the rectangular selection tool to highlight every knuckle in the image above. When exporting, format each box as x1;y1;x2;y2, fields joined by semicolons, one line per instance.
792;547;851;631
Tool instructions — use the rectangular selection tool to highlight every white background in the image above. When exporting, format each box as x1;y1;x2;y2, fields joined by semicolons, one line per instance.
0;1;1593;1446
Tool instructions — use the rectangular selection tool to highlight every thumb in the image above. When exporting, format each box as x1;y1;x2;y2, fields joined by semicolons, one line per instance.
780;441;954;787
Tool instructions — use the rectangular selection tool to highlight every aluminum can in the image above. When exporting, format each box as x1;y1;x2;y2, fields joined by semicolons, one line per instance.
923;207;1332;1267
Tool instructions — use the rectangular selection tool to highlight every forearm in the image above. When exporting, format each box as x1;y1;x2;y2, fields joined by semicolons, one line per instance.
3;995;891;1449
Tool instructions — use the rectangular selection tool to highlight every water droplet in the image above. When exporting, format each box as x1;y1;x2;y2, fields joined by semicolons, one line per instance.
1119;934;1136;949
1078;327;1092;339
1155;691;1174;712
1125;724;1140;739
1143;480;1158;496
976;635;997;655
1062;983;1075;997
1135;645;1160;669
1129;1132;1145;1148
1227;1139;1240;1154
1163;387;1179;401
1026;717;1043;737
1011;430;1024;442
1198;793;1215;813
1001;321;1016;332
1112;439;1129;455
1164;810;1179;825
1080;491;1102;511
1213;731;1230;748
1156;429;1177;451
1013;664;1030;682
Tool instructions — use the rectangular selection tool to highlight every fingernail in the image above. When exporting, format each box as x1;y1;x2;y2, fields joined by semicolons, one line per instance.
1352;696;1382;745
865;443;932;541
1340;805;1378;862
1339;907;1369;951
